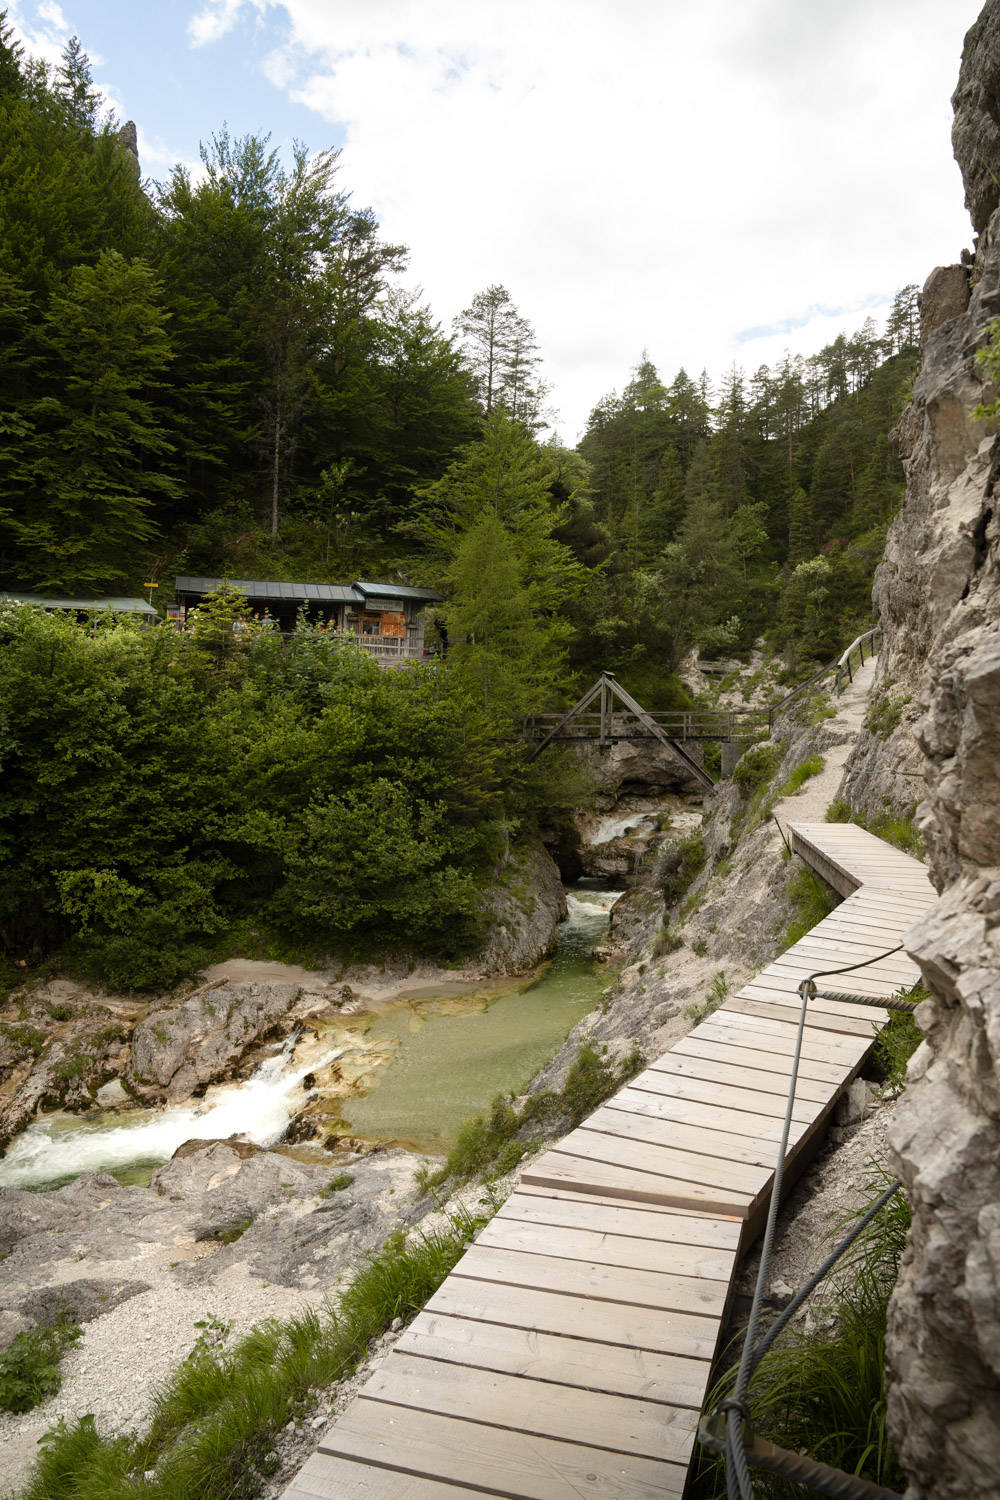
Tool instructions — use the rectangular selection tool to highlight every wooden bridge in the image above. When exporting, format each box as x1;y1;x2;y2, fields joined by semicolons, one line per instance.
523;630;883;793
282;819;932;1500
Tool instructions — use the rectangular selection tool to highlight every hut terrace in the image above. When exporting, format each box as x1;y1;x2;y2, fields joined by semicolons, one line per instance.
172;577;441;662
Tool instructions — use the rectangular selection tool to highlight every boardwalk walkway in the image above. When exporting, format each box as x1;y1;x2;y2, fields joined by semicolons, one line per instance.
283;823;934;1500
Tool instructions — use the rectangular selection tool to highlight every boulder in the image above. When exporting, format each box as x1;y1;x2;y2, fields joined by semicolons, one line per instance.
126;982;299;1102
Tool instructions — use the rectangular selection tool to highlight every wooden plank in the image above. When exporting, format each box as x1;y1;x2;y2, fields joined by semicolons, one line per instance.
496;1190;742;1252
326;1398;689;1497
722;995;881;1037
512;1181;743;1223
673;1033;852;1086
695;1010;869;1062
285;1450;484;1499
478;1214;736;1282
520;1149;753;1216
360;1354;699;1463
402;1311;713;1409
593;1101;786;1169
424;1276;721;1360
647;1050;834;1103
749;962;908;1002
452;1240;728;1317
611;1083;814;1145
565;1118;773;1194
626;1067;820;1122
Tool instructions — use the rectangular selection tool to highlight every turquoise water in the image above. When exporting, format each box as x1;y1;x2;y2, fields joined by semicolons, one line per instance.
0;887;620;1187
341;888;619;1151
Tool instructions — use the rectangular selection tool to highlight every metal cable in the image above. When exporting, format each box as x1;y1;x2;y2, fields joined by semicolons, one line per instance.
704;943;905;1500
812;987;917;1011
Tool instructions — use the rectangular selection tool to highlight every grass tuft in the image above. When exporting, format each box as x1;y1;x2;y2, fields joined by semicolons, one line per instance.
684;970;729;1024
780;865;840;948
777;754;825;798
695;1173;911;1498
869;997;926;1095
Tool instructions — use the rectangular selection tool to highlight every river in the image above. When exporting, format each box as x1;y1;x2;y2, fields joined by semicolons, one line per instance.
0;886;621;1192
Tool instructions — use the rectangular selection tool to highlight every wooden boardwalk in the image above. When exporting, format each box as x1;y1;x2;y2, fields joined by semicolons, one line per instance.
283;823;934;1500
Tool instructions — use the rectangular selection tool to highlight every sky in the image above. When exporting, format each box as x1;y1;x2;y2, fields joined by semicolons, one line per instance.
6;0;986;441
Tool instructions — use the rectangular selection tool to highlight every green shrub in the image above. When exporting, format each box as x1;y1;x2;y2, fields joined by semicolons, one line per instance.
777;754;825;798
45;1004;74;1022
691;937;708;957
0;1023;46;1058
825;798;851;822
732;744;782;801
0;1315;81;1414
661;832;706;906
781;865;841;947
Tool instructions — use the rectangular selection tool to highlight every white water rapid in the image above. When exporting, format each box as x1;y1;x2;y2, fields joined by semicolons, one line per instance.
591;811;657;843
0;1035;343;1192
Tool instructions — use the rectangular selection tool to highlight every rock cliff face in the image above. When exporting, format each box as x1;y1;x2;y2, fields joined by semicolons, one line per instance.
843;11;1000;1491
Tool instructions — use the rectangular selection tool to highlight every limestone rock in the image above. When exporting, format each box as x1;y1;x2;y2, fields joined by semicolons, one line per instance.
919;264;970;346
839;27;1000;1486
477;841;567;975
573;737;706;795
115;119;139;175
126;982;298;1102
952;1;1000;234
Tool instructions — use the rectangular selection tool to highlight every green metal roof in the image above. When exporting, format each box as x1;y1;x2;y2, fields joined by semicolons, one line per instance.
1;592;159;615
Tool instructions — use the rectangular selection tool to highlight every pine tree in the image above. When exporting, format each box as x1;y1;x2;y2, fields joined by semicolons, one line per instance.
0;8;23;100
446;509;551;719
55;35;100;130
454;284;544;424
788;486;814;562
4;251;179;590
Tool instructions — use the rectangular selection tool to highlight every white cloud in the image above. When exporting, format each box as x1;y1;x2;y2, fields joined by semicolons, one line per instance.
36;1;66;28
188;0;267;48
240;0;982;438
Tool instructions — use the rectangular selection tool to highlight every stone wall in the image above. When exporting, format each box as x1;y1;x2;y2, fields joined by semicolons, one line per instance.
844;10;1000;1490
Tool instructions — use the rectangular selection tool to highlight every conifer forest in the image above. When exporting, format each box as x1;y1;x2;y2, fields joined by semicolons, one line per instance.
0;19;920;985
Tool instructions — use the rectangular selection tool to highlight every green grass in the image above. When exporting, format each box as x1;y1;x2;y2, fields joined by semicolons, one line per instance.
216;1217;254;1245
864;689;911;740
869;998;926;1095
777;754;825;798
823;799;925;860
780;865;841;948
684;970;729;1024
12;1207;491;1500
694;1174;910;1498
0;1315;82;1416
418;1039;647;1192
318;1173;354;1198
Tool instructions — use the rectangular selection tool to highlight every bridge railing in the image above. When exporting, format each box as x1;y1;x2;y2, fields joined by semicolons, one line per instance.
834;626;882;693
523;706;772;741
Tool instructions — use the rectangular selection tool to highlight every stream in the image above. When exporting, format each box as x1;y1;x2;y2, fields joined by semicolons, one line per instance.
0;885;621;1192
